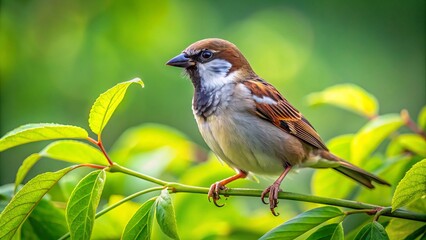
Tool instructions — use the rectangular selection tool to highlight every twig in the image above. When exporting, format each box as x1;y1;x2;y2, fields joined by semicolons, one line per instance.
169;185;426;222
401;109;426;139
109;164;426;222
87;137;114;166
109;163;168;186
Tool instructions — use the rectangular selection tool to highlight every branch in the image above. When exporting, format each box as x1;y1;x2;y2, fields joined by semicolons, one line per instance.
87;137;114;166
110;163;426;222
168;184;425;222
110;163;168;186
401;109;426;139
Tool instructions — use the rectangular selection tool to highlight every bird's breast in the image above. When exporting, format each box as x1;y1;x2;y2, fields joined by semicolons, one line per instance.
192;83;234;118
192;83;311;175
194;109;309;175
195;112;282;175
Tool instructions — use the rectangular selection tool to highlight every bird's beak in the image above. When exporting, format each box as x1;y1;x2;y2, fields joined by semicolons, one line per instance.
166;53;195;68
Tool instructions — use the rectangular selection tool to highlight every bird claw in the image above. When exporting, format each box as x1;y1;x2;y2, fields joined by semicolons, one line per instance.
261;183;281;216
261;188;270;204
208;182;227;207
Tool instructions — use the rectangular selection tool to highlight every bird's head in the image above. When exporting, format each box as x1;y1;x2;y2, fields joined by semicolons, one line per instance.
166;38;256;89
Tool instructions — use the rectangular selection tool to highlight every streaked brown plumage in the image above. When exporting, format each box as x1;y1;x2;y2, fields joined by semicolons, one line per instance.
167;38;390;215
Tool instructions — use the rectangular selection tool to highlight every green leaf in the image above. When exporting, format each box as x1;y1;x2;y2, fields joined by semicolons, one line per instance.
418;106;426;130
91;195;142;239
0;123;89;152
397;134;426;156
403;225;426;240
354;222;389;240
351;114;404;164
14;153;41;192
122;197;157;240
312;135;357;199
14;140;106;193
0;167;74;240
306;223;344;240
0;184;14;213
392;159;426;210
110;124;194;170
386;138;406;157
40;140;106;165
259;206;343;240
307;84;378;118
155;189;179;240
356;155;410;206
387;198;426;240
66;170;106;240
173;155;278;238
89;78;144;136
23;199;67;239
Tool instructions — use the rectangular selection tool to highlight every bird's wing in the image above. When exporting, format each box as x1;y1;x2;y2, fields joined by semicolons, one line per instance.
242;79;328;150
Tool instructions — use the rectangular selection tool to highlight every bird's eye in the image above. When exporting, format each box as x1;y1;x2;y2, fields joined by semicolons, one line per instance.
200;50;213;61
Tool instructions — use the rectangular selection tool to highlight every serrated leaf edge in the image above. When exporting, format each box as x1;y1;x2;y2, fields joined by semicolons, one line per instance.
88;78;143;136
0;167;74;240
392;159;426;211
66;170;106;240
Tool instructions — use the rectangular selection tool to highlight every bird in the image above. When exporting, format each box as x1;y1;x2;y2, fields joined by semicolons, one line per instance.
166;38;390;215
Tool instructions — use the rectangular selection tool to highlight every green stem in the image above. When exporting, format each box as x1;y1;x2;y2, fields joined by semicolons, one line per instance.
344;209;378;216
87;137;114;166
109;165;426;222
77;163;107;170
97;186;164;218
97;140;114;166
166;183;426;222
374;207;392;222
58;186;164;240
109;163;168;186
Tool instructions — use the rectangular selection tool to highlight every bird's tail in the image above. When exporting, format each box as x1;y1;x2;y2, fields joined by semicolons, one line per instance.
320;151;390;188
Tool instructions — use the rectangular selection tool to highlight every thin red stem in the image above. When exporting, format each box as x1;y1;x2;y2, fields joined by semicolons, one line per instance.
87;137;98;145
97;140;114;166
86;137;114;166
401;109;426;139
77;163;107;169
367;114;378;121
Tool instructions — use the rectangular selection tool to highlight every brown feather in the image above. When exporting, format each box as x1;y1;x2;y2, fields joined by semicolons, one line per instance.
243;79;328;150
183;38;254;76
320;150;391;187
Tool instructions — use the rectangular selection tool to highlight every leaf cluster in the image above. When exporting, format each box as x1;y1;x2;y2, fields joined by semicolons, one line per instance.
0;80;424;239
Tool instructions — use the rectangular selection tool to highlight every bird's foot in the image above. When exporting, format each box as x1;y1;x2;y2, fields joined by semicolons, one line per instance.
261;183;282;216
208;182;228;207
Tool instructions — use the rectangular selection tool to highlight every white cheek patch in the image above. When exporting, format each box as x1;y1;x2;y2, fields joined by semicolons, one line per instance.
198;59;233;89
253;95;278;105
204;59;232;75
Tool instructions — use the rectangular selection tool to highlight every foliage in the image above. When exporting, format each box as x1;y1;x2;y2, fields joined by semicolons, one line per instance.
0;80;425;239
122;197;156;240
89;79;144;137
307;84;378;119
0;167;74;239
260;206;343;240
392;159;426;210
353;222;389;240
0;124;88;152
66;170;106;240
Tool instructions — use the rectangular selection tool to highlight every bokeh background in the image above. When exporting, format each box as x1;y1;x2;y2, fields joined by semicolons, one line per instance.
0;0;425;239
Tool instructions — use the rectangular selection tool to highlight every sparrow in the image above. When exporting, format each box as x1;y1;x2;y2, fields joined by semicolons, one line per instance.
166;38;390;215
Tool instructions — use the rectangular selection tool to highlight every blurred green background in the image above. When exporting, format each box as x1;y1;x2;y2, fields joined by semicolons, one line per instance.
0;0;425;238
1;0;424;183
